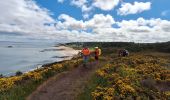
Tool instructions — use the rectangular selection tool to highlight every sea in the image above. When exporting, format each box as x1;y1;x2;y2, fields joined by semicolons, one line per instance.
0;41;71;76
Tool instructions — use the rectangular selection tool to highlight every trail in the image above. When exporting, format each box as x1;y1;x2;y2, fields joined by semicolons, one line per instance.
27;61;104;100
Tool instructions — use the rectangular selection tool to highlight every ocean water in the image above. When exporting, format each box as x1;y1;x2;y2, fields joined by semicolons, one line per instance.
0;41;69;76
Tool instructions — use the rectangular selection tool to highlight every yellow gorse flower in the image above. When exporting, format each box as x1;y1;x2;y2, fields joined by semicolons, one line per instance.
0;59;82;92
91;54;169;99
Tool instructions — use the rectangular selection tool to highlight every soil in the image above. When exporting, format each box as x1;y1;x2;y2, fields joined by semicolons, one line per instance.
27;62;104;100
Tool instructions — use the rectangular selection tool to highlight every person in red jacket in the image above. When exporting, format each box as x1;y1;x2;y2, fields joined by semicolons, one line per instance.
94;47;101;64
94;47;99;61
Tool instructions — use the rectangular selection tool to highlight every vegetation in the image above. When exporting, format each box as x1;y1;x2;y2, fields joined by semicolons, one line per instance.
66;41;170;53
15;71;23;76
0;74;3;78
79;53;170;100
0;58;82;100
1;42;170;100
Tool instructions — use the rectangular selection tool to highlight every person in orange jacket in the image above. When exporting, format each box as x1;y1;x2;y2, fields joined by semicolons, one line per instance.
82;46;90;67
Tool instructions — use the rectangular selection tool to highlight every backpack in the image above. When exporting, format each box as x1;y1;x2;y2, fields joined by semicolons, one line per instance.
98;49;101;56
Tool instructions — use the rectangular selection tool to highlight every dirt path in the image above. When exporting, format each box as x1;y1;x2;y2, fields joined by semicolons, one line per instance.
27;62;104;100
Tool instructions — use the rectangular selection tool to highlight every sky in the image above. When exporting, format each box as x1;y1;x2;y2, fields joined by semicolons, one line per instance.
0;0;170;43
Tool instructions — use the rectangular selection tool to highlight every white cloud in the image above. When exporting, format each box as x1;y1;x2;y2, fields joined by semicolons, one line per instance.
58;14;85;30
56;14;170;43
71;0;87;7
57;14;115;30
161;10;170;16
83;13;90;19
82;5;92;12
0;0;55;36
159;20;170;32
118;2;151;15
116;18;170;42
81;5;93;19
70;0;120;19
85;14;115;28
0;0;170;43
58;0;65;3
71;0;92;19
92;0;120;11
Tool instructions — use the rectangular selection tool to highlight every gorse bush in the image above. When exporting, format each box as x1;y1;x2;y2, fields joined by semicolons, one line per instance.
15;71;23;76
89;54;170;100
0;59;83;100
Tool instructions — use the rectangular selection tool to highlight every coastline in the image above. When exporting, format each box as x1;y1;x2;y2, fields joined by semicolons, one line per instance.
42;45;81;67
1;45;80;77
0;46;83;98
54;45;81;60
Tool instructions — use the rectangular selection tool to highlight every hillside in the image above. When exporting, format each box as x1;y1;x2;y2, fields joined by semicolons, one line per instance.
79;52;170;99
66;41;170;53
0;42;170;100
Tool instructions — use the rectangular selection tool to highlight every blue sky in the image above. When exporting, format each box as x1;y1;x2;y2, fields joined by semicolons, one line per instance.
35;0;170;21
0;0;170;43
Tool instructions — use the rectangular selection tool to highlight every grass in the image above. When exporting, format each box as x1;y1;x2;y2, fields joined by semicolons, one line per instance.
0;59;83;100
78;52;170;100
0;80;42;100
1;72;61;100
1;47;170;100
77;75;98;100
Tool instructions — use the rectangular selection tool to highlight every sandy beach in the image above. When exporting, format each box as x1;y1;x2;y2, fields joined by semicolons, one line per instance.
54;45;81;60
27;45;81;75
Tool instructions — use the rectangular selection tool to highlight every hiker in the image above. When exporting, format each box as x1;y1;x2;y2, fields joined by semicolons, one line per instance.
94;47;101;62
125;49;129;56
122;49;129;57
81;46;90;67
118;49;123;57
118;49;129;57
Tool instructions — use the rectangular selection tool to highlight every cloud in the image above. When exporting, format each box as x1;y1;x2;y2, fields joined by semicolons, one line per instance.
116;18;170;42
82;5;92;12
160;20;170;32
71;0;87;7
85;14;115;28
71;0;92;19
0;0;55;37
161;10;170;16
69;1;150;19
0;0;170;43
56;14;170;43
81;5;93;19
57;14;85;30
118;2;151;15
82;14;90;19
57;14;115;30
92;0;120;11
70;0;120;19
58;0;65;3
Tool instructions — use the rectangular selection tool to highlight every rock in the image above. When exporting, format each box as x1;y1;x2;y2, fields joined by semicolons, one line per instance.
7;46;13;48
52;56;70;58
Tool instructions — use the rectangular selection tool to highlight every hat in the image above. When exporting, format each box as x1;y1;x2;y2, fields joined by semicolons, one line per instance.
95;47;98;49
